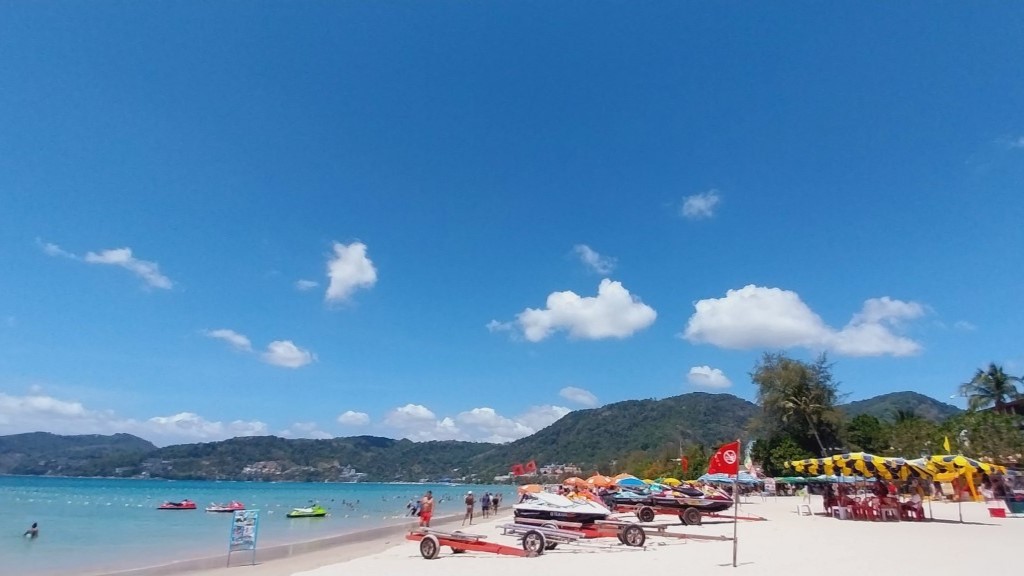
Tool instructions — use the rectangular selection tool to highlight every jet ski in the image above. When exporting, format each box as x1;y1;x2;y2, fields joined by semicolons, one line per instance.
513;491;611;526
157;499;197;510
649;485;733;513
287;504;328;518
205;500;245;513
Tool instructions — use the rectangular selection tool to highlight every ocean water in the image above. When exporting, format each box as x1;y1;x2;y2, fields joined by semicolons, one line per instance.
0;476;511;575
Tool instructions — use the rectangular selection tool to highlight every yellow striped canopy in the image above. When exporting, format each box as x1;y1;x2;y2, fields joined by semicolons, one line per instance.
909;455;1006;475
788;453;931;481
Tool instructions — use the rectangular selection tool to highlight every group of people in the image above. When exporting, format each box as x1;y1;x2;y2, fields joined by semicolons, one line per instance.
462;491;502;526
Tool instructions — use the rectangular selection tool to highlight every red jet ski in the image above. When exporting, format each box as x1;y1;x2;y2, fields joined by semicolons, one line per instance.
158;499;197;510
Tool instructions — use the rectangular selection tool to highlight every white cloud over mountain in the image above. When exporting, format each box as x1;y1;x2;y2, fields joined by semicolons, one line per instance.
0;392;267;446
683;285;925;357
325;241;377;302
279;421;333;439
559;386;598;407
687;366;732;388
381;403;571;443
337;410;370;426
491;279;656;342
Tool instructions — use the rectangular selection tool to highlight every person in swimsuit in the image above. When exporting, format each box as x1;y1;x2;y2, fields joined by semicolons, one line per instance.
419;491;434;527
462;491;475;526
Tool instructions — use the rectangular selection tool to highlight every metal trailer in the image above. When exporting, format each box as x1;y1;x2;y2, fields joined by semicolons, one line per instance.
504;517;649;549
405;528;533;560
613;503;766;524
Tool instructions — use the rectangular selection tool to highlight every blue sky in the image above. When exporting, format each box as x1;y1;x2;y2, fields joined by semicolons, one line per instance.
1;3;1022;446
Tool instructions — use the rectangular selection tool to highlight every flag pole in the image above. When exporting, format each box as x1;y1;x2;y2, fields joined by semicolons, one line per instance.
732;437;740;568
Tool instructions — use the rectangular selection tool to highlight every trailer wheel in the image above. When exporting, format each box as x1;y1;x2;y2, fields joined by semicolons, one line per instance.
419;534;440;560
637;506;656;523
621;524;646;547
545;543;558;550
522;530;547;555
683;507;702;526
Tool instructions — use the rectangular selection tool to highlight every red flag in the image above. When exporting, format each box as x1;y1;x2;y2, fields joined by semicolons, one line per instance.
511;463;525;476
680;456;689;473
707;441;741;476
524;460;537;474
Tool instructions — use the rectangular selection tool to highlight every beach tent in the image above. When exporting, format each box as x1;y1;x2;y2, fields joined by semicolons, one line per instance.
698;471;761;485
909;455;1006;475
775;476;808;484
788;453;930;482
807;474;866;484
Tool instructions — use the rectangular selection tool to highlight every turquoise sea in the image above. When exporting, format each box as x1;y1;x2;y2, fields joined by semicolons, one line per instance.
0;476;511;575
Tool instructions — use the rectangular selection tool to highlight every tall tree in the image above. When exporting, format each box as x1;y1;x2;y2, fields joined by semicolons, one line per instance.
845;414;890;454
752;353;842;457
959;363;1022;411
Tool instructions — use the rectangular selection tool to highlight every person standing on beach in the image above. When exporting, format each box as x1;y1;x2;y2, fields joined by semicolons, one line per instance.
419;491;434;527
462;491;475;526
481;491;490;518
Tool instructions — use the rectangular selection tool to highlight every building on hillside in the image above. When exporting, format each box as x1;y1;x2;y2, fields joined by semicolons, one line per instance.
537;463;582;476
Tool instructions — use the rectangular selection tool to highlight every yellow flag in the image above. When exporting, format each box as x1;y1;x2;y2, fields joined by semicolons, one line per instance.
943;436;951;453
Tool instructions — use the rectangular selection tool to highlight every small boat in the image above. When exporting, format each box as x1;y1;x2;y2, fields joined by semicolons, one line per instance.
157;499;197;510
287;504;328;518
205;500;245;513
513;491;610;526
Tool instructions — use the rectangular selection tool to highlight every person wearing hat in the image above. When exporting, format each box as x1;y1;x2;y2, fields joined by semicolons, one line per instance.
462;490;475;526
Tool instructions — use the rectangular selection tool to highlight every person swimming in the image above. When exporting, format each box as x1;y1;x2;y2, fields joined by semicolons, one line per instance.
24;522;38;539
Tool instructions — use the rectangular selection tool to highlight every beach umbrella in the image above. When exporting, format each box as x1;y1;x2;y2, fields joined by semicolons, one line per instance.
661;477;682;486
518;484;543;494
614;476;646;488
612;473;635;481
911;455;1006;475
562;476;587;486
587;474;613;487
642;478;654;485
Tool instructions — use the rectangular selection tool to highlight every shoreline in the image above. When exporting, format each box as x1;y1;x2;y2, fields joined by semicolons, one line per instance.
90;510;513;576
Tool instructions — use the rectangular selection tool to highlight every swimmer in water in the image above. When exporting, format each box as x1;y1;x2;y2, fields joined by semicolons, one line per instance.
24;522;38;539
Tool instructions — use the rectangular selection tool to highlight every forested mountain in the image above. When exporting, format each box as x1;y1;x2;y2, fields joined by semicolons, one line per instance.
0;391;964;481
841;391;962;423
0;432;156;476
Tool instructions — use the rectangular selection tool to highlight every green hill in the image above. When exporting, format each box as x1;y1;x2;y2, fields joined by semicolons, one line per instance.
0;432;156;476
841;391;962;423
0;391;963;480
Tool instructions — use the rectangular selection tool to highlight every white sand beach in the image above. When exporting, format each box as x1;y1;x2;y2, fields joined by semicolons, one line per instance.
160;496;1022;576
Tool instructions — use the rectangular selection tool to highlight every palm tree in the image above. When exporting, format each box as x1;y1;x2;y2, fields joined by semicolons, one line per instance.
958;363;1023;411
891;408;921;424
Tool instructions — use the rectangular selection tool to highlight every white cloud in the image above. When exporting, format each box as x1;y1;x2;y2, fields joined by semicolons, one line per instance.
39;240;75;259
559;386;598;407
499;279;656;342
145;413;268;443
681;190;721;219
279;421;333;440
84;247;173;289
954;320;977;331
682;285;925;357
39;241;173;289
455;408;534;443
204;329;253;352
325;241;377;302
1007;136;1024;149
572;244;616;275
687;366;732;389
337;410;370;426
295;279;319;291
261;340;315;368
0;392;267;446
380;403;571;443
515;405;572;432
